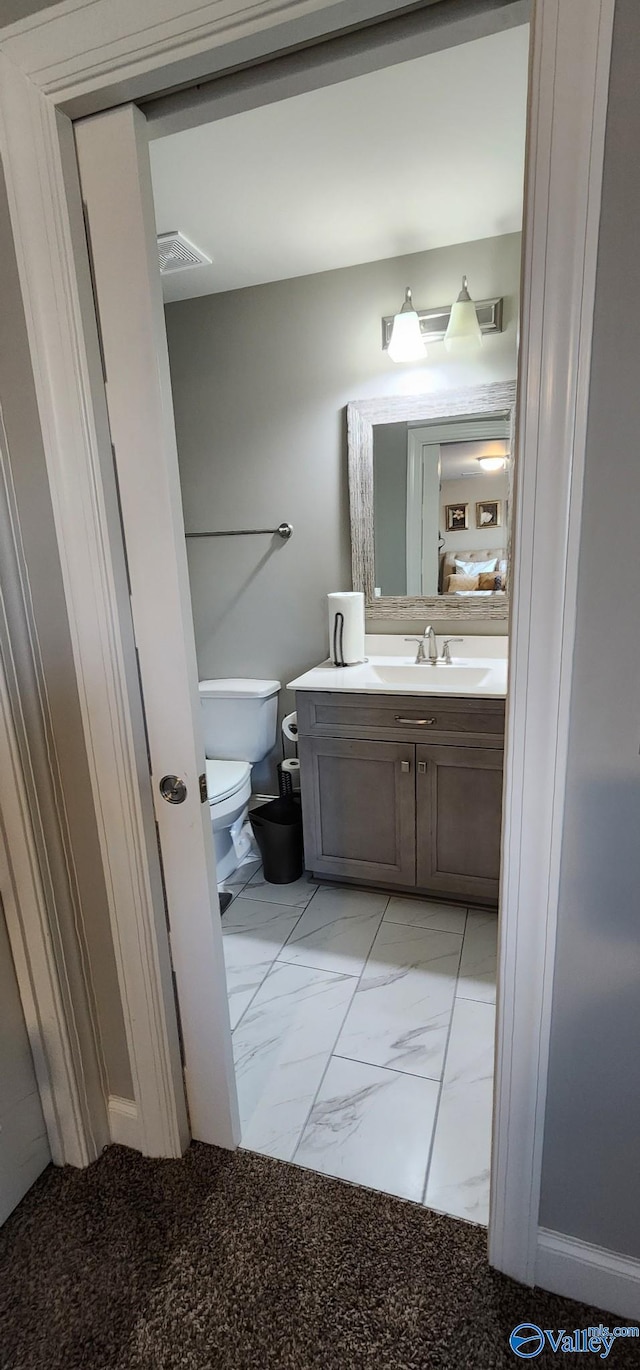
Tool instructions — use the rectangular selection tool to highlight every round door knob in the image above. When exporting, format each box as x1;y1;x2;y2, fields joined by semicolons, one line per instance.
159;774;187;804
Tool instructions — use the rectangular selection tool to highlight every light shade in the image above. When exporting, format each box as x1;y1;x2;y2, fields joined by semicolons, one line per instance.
387;287;426;363
444;276;482;354
477;456;506;472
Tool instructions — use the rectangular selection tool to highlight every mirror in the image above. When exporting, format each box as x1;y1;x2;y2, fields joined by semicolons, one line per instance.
347;382;516;622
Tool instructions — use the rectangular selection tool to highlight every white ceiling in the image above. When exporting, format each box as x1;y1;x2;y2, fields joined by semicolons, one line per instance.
150;24;529;304
440;440;510;480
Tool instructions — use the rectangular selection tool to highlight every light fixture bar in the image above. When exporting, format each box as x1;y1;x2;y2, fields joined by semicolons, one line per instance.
381;297;503;351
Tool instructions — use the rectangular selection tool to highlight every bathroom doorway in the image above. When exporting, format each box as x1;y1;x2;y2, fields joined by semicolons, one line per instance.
65;0;616;1271
87;18;527;1224
5;0;613;1293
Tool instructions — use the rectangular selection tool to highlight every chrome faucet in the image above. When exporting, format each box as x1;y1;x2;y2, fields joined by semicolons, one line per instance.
424;624;439;663
405;624;439;665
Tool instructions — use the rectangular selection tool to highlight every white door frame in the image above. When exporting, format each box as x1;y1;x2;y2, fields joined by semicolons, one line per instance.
0;635;89;1169
0;404;108;1168
0;0;615;1293
405;415;511;594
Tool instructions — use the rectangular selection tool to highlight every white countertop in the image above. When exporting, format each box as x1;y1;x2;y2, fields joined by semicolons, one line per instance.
288;635;508;699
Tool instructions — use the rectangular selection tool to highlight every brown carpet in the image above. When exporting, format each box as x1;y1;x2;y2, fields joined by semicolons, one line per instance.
0;1143;635;1369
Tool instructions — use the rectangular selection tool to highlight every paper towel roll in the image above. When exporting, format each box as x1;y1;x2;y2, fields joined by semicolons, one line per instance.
282;711;298;741
328;591;365;666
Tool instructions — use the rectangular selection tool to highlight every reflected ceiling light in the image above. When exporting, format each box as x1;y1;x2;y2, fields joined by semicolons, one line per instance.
444;276;482;353
387;287;427;363
477;456;507;472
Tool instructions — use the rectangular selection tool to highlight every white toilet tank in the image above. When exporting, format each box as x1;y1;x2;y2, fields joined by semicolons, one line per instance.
198;678;280;762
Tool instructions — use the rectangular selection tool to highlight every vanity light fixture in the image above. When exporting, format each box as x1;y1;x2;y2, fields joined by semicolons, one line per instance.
444;276;482;353
477;456;507;473
386;287;427;363
381;287;503;360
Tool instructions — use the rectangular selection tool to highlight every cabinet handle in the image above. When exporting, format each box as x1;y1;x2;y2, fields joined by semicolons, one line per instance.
395;716;436;726
418;761;427;774
400;760;411;773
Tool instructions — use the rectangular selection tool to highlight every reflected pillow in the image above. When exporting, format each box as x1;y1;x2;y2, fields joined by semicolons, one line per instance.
446;572;479;592
455;557;497;576
478;571;503;590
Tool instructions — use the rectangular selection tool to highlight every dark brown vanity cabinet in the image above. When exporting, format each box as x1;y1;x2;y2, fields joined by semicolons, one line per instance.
296;692;505;904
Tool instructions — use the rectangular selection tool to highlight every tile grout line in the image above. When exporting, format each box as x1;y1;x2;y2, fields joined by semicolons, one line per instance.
331;1052;443;1086
420;905;470;1209
225;879;321;1039
455;992;497;1005
235;881;321;908
289;898;391;1164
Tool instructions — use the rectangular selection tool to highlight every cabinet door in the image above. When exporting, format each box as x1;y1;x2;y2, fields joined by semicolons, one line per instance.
299;736;416;885
416;744;504;902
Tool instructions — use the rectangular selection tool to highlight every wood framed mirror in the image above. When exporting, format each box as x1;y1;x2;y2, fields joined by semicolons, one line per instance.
347;380;516;622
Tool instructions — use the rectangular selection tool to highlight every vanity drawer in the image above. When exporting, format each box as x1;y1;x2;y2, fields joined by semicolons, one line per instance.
296;691;505;747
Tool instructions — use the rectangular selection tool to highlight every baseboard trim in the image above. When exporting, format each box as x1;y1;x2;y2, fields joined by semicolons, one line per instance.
537;1228;640;1322
108;1095;141;1152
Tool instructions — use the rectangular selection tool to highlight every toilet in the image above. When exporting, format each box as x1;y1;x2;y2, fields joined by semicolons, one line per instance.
199;678;280;882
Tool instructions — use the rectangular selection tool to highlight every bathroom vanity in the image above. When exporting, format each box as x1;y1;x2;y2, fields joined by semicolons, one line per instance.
288;381;515;907
289;639;506;906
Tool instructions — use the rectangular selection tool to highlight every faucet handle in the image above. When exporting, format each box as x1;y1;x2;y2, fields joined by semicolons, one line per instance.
441;637;463;664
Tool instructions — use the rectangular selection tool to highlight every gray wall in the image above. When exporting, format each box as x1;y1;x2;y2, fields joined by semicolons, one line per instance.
373;423;408;596
0;164;132;1101
166;231;520;778
539;0;640;1257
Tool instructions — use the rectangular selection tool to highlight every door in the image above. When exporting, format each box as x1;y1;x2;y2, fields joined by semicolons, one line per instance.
0;898;49;1225
299;736;416;886
75;106;239;1146
416;744;504;903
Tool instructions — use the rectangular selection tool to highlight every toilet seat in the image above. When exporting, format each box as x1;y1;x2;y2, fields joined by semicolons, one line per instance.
205;757;251;805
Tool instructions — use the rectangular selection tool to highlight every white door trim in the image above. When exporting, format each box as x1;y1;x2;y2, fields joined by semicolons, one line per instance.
0;0;440;110
405;415;511;594
0;405;108;1168
0;53;188;1160
536;1229;640;1326
0;649;88;1169
490;0;615;1287
405;432;424;597
0;0;623;1308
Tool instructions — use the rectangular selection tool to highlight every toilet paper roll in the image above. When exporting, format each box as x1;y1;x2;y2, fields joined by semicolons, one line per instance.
282;711;298;741
328;591;366;666
281;758;301;774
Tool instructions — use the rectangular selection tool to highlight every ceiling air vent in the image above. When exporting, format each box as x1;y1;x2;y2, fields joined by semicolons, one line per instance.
157;231;211;275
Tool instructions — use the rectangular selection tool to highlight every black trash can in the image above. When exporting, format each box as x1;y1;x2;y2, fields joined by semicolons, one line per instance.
249;796;304;884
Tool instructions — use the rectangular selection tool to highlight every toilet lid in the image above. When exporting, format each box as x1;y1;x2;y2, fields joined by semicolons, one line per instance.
205;758;251;804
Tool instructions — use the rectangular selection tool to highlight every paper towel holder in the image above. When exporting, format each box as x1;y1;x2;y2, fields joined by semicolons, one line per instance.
331;610;367;668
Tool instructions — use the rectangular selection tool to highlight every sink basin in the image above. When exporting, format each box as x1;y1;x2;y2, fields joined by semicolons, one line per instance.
287;641;508;698
370;663;493;690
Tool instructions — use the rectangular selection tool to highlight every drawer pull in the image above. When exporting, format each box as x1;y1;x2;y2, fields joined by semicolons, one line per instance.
395;715;436;726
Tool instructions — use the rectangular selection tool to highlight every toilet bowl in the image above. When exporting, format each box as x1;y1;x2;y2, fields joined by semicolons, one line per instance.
199;678;281;883
206;758;252;882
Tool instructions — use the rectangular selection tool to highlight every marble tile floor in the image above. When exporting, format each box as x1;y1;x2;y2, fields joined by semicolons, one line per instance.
220;860;497;1224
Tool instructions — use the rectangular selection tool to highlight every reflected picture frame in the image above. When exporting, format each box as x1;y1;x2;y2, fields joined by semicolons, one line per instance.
445;502;469;532
476;499;503;529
